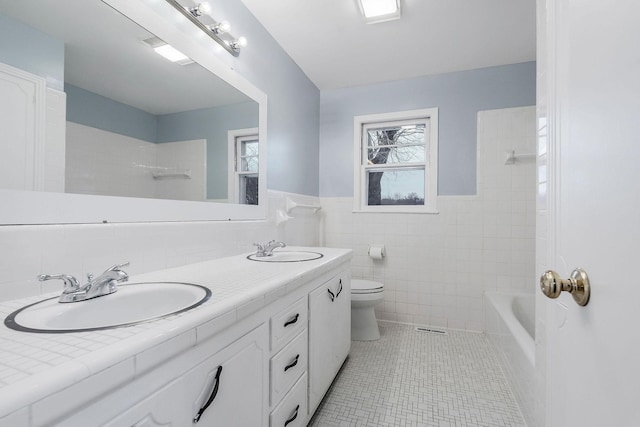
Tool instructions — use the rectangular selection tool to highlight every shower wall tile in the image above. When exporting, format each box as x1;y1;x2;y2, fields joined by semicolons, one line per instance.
322;106;536;332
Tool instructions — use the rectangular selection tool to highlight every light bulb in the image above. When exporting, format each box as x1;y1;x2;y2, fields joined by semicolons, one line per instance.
209;21;231;35
236;36;248;48
188;2;211;17
198;2;212;16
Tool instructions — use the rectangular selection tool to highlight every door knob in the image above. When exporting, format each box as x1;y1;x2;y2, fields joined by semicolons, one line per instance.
540;268;591;306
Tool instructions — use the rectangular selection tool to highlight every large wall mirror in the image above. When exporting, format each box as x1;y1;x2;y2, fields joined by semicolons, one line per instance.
0;0;267;224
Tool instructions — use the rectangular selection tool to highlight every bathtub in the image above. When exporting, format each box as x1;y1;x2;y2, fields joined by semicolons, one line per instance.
485;292;536;426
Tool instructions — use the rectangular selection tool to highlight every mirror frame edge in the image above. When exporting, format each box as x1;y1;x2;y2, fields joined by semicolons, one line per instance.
0;0;268;225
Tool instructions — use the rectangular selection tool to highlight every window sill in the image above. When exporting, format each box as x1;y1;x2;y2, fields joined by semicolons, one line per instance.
352;206;439;214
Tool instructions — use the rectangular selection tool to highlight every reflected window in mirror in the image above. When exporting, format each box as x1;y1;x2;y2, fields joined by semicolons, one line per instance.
229;128;259;205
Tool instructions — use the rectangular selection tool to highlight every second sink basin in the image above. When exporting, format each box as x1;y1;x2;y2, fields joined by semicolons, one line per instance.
246;250;324;263
4;282;211;333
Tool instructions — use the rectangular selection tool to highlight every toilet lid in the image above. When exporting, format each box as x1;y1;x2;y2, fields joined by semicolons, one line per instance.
351;279;384;294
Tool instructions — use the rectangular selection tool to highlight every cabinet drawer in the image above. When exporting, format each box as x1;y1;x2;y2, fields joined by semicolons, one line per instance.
271;329;307;406
270;373;307;427
271;297;307;352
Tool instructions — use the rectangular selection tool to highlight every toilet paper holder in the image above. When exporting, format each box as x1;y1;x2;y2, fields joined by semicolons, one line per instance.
368;245;386;260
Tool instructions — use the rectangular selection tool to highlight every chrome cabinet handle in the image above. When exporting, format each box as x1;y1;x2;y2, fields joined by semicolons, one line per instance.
540;268;591;306
283;313;299;328
336;279;343;298
327;288;335;301
193;365;222;423
284;404;300;427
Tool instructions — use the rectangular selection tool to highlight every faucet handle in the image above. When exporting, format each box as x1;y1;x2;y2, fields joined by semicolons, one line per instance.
105;261;130;272
37;273;80;291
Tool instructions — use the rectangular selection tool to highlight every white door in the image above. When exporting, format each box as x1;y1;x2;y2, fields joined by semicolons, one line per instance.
540;1;640;426
0;62;45;191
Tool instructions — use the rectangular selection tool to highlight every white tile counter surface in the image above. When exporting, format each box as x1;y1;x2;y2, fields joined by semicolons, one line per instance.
0;247;351;423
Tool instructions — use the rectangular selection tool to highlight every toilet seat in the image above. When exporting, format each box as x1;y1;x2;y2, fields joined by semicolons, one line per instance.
351;279;384;294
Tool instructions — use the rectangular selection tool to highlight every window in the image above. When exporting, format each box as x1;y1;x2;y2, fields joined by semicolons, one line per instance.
228;128;259;205
353;108;438;213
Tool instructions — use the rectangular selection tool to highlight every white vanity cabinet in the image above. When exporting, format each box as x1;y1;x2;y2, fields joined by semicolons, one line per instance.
3;252;353;427
61;324;269;427
308;272;351;413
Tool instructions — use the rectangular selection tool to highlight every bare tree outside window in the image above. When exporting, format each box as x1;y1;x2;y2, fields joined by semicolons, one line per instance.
366;123;426;205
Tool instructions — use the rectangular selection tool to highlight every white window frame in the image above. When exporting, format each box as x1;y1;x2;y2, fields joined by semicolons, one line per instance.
353;108;438;213
228;127;259;204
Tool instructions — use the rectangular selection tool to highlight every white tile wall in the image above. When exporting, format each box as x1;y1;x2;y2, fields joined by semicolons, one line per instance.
154;139;206;201
0;191;320;303
322;106;536;332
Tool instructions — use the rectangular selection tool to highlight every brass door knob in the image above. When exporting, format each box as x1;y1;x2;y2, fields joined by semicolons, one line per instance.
540;268;591;306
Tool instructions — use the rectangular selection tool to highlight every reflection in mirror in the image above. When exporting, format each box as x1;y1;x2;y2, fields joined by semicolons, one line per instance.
0;0;260;204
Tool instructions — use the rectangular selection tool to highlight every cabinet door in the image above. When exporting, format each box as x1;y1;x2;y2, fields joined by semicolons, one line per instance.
308;272;350;413
333;276;351;365
182;324;268;427
103;379;185;427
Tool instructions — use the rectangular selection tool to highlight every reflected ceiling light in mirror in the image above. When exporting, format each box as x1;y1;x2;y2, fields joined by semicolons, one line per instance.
142;36;194;65
165;0;247;57
357;0;401;24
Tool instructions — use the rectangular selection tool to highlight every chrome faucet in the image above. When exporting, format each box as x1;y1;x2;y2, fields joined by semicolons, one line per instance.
253;240;286;257
38;261;130;303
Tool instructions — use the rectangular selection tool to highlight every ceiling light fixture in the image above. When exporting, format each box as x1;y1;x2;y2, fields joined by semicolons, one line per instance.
142;36;194;65
357;0;401;24
165;0;247;57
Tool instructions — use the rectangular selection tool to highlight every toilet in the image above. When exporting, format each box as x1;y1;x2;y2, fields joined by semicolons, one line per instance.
350;279;384;341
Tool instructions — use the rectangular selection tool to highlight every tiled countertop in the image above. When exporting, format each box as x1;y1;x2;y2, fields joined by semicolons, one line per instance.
0;247;351;423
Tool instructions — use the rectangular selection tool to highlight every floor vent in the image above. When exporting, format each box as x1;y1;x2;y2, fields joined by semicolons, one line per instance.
415;327;448;335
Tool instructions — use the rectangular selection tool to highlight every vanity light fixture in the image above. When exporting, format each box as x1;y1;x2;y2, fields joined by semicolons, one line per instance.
208;21;231;35
187;2;212;17
229;36;248;52
357;0;402;24
165;0;247;57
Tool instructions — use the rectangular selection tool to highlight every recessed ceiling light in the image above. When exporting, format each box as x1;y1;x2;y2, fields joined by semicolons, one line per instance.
358;0;401;24
141;36;194;65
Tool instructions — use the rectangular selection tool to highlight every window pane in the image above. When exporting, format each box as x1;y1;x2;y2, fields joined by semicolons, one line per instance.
367;168;424;206
242;141;258;156
240;174;258;205
366;124;425;165
242;156;258;172
367;145;424;165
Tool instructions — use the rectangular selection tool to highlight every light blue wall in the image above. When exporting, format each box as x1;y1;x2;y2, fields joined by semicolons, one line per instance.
66;84;158;142
0;13;64;91
156;103;259;200
203;0;321;197
319;62;536;197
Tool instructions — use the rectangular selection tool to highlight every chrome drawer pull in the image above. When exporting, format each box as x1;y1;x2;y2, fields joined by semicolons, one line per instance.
284;404;300;427
283;313;299;328
284;354;300;372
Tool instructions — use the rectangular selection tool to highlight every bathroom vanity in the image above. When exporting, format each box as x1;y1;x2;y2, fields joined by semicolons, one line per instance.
0;247;352;427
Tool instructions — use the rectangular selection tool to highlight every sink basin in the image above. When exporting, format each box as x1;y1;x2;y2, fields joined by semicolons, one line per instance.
4;282;211;333
246;250;324;263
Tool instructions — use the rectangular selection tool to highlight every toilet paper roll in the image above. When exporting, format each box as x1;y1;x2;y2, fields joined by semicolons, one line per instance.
368;245;385;260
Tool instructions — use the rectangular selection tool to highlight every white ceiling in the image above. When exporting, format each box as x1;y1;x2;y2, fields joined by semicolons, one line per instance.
240;0;536;90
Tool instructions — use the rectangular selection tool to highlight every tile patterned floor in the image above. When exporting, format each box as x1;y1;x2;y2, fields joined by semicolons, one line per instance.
309;322;526;427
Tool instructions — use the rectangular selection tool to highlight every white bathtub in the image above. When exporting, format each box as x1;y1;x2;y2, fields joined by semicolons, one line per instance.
485;292;536;426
